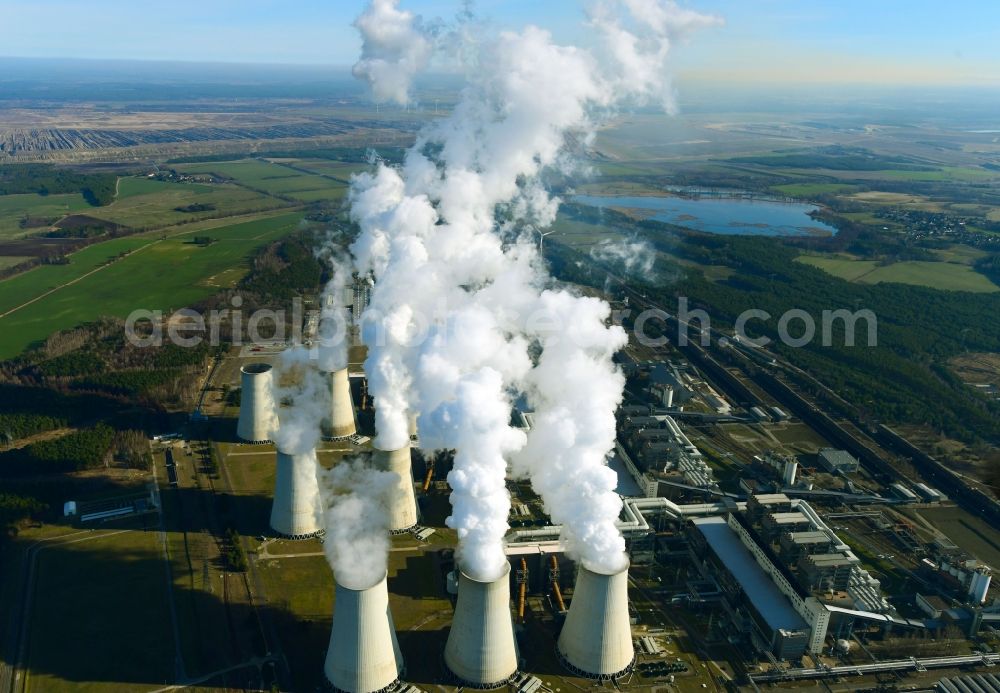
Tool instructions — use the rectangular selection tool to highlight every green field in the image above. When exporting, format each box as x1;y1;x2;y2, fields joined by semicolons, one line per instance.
91;180;287;230
0;211;304;358
798;254;1000;292
0;255;29;270
24;530;173;693
116;176;213;199
174;159;350;204
771;182;858;197
0;192;93;239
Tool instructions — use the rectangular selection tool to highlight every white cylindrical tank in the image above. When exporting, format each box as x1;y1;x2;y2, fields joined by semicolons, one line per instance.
373;445;418;533
969;567;992;604
236;363;277;443
783;459;798;487
557;563;635;680
269;448;322;539
664;385;674;408
325;573;404;693
444;563;518;688
323;368;357;439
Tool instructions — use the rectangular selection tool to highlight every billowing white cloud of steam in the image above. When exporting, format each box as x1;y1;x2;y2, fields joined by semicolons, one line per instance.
352;0;433;106
319;458;398;590
314;250;352;373
589;237;657;279
349;0;717;578
269;347;327;455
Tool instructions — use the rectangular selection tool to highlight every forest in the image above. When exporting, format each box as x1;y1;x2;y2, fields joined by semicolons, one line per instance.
0;163;117;206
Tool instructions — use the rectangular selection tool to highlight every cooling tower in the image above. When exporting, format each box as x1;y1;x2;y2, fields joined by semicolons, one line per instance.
373;445;418;533
444;563;518;688
557;563;635;680
323;368;357;439
236;363;277;443
325;573;404;693
269;448;322;539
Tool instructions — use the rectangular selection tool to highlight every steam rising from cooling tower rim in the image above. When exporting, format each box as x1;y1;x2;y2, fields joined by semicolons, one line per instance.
319;459;397;591
349;0;720;579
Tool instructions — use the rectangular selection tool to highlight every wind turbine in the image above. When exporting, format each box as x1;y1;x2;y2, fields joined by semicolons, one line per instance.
537;229;556;255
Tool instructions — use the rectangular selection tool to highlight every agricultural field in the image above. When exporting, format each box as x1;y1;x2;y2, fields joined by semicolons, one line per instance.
90;179;288;230
0;211;304;359
174;158;349;203
0;192;93;240
798;254;1000;293
771;182;858;197
22;529;174;693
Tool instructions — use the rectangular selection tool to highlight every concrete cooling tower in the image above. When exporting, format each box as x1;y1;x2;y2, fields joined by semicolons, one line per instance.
236;362;277;443
322;368;357;439
324;573;404;693
444;563;518;688
373;445;418;533
269;449;322;539
557;563;635;680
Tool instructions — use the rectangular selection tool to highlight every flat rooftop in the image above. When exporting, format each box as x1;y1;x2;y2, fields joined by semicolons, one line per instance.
693;516;809;634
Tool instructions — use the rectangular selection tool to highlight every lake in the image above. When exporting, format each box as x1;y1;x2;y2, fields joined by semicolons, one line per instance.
572;193;838;237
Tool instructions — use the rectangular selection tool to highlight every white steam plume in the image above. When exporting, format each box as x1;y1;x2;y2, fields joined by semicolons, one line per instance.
269;348;327;455
315;252;352;373
352;0;433;106
319;458;398;590
349;0;717;579
589;237;657;279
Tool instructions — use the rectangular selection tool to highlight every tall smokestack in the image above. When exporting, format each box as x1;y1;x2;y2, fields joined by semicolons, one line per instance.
557;563;634;680
237;363;277;443
323;368;357;439
444;562;518;688
373;445;418;533
270;448;322;539
325;573;404;693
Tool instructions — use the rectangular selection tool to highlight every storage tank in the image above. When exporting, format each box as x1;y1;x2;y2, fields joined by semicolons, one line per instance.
324;573;404;693
444;563;518;688
269;448;322;539
322;367;357;439
373;445;418;533
236;363;277;443
557;563;635;681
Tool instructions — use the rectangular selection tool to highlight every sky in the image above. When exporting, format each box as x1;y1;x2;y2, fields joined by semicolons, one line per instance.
2;0;998;85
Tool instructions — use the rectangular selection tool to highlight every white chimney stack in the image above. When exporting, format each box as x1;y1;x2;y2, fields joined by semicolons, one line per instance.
324;573;404;693
323;367;357;439
444;562;518;688
269;449;322;539
557;563;635;680
236;363;277;443
373;445;418;533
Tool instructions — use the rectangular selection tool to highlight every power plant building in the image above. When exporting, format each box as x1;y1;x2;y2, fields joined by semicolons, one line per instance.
322;367;357;439
690;516;826;660
817;448;859;474
373;445;418;533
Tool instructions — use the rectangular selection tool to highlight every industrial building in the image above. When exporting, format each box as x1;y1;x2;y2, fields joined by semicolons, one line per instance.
373;444;419;533
817;448;859;474
557;564;635;680
322;367;357;439
689;516;813;660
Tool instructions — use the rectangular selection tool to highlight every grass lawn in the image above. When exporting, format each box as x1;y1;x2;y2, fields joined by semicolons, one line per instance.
24;529;173;693
798;255;1000;292
0;255;30;270
0;192;93;240
0;211;304;359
